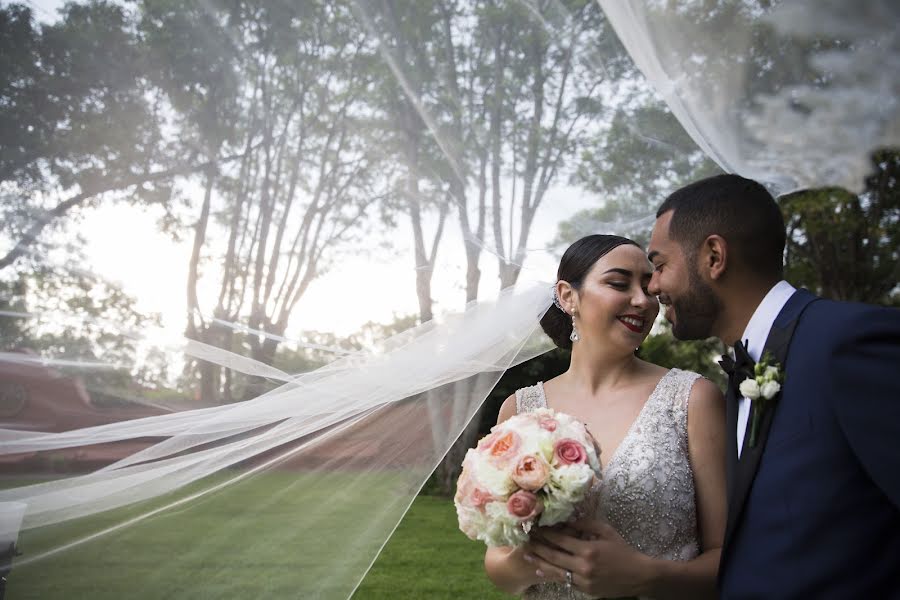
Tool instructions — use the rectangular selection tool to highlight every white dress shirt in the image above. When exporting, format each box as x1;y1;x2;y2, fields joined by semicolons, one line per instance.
735;280;796;458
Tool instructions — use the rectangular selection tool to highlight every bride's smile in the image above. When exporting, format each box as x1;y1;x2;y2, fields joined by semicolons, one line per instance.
617;314;645;333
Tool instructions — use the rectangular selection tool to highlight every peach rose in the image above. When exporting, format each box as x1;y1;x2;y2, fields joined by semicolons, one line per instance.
511;454;550;491
554;438;587;465
477;431;498;451
487;430;521;466
507;490;543;521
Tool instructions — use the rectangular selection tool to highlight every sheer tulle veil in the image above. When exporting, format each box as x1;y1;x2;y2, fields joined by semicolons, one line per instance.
0;1;896;597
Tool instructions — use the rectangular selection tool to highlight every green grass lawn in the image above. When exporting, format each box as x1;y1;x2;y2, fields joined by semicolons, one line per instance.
351;495;509;600
5;472;510;599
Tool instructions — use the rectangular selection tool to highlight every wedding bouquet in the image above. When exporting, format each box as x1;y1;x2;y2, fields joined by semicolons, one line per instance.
455;408;601;547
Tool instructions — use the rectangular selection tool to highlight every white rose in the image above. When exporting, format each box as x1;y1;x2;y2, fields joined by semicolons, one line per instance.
519;425;550;457
537;492;575;527
536;437;555;464
548;463;593;501
760;380;781;399
473;456;516;497
739;378;761;400
482;501;528;547
764;366;780;381
456;503;487;540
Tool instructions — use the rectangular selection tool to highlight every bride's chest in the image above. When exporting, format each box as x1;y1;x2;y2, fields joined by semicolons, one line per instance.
593;417;695;528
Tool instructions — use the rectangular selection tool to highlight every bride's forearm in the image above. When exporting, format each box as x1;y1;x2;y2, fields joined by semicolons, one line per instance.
636;548;720;600
484;545;543;595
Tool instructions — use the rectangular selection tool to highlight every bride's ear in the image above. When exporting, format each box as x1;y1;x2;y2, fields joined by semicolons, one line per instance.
702;235;728;281
556;280;577;314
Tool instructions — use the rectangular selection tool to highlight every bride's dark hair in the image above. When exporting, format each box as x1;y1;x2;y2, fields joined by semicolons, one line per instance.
540;234;640;350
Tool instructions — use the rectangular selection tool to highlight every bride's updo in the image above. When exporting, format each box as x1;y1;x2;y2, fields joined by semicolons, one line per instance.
540;234;640;350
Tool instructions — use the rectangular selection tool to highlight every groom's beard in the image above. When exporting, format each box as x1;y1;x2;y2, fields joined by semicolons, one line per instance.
669;267;721;341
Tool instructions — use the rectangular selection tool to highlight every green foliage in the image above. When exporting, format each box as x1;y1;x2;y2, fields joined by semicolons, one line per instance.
637;322;726;390
0;1;176;269
781;148;900;306
0;275;29;348
272;314;420;374
0;260;169;393
560;100;721;248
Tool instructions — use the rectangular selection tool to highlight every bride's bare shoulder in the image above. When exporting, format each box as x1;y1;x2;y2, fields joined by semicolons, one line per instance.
497;393;518;425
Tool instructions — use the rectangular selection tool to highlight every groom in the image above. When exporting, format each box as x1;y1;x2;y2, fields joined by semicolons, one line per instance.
647;174;900;598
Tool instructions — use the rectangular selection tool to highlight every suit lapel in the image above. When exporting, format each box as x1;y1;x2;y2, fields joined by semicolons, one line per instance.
721;289;818;560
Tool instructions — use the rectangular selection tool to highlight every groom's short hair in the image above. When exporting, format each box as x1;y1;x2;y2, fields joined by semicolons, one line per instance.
657;174;786;280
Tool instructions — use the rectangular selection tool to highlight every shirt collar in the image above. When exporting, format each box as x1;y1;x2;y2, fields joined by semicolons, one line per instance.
739;280;796;362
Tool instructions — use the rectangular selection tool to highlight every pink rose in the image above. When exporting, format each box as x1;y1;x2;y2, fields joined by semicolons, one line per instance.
469;487;493;509
487;430;521;466
455;469;493;510
538;415;557;432
511;454;550;491
507;490;543;521
554;438;587;465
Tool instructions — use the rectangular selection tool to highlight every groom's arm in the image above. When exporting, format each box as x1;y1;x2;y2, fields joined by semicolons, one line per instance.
828;305;900;510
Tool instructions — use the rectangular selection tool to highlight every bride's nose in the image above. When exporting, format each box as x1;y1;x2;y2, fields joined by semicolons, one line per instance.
631;285;653;308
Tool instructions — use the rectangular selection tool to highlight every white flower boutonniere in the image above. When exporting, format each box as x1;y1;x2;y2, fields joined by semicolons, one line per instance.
740;351;784;448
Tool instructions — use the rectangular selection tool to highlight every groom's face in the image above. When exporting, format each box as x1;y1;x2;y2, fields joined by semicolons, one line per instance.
647;211;722;340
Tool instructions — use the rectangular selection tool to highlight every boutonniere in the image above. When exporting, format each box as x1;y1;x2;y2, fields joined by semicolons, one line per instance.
739;351;784;448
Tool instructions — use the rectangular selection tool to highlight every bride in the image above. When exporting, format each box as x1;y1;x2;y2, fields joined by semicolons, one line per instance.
484;234;726;599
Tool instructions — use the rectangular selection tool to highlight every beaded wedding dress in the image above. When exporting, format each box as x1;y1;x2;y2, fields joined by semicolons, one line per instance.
515;369;702;600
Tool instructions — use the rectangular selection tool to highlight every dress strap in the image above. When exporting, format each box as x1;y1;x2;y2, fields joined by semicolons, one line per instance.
514;382;547;414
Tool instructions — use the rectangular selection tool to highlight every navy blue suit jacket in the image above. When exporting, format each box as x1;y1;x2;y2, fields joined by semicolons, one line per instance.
718;290;900;598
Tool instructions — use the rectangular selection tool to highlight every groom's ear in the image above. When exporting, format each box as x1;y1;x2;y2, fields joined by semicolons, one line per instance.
701;235;728;281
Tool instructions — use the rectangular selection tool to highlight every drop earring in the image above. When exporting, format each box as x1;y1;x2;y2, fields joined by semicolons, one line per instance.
569;313;579;343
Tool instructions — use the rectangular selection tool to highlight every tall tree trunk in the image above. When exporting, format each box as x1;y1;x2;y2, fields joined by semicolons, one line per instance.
186;166;221;404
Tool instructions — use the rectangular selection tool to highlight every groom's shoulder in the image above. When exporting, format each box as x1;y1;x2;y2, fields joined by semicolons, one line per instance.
797;294;900;346
800;294;899;324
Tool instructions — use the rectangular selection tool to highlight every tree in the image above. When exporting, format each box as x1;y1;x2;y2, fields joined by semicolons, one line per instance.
0;258;168;396
140;1;385;403
0;2;197;272
435;0;488;303
562;99;721;247
780;148;900;306
362;0;456;324
479;0;607;288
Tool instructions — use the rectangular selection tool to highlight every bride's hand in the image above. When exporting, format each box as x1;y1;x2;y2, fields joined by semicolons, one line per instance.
522;518;652;598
